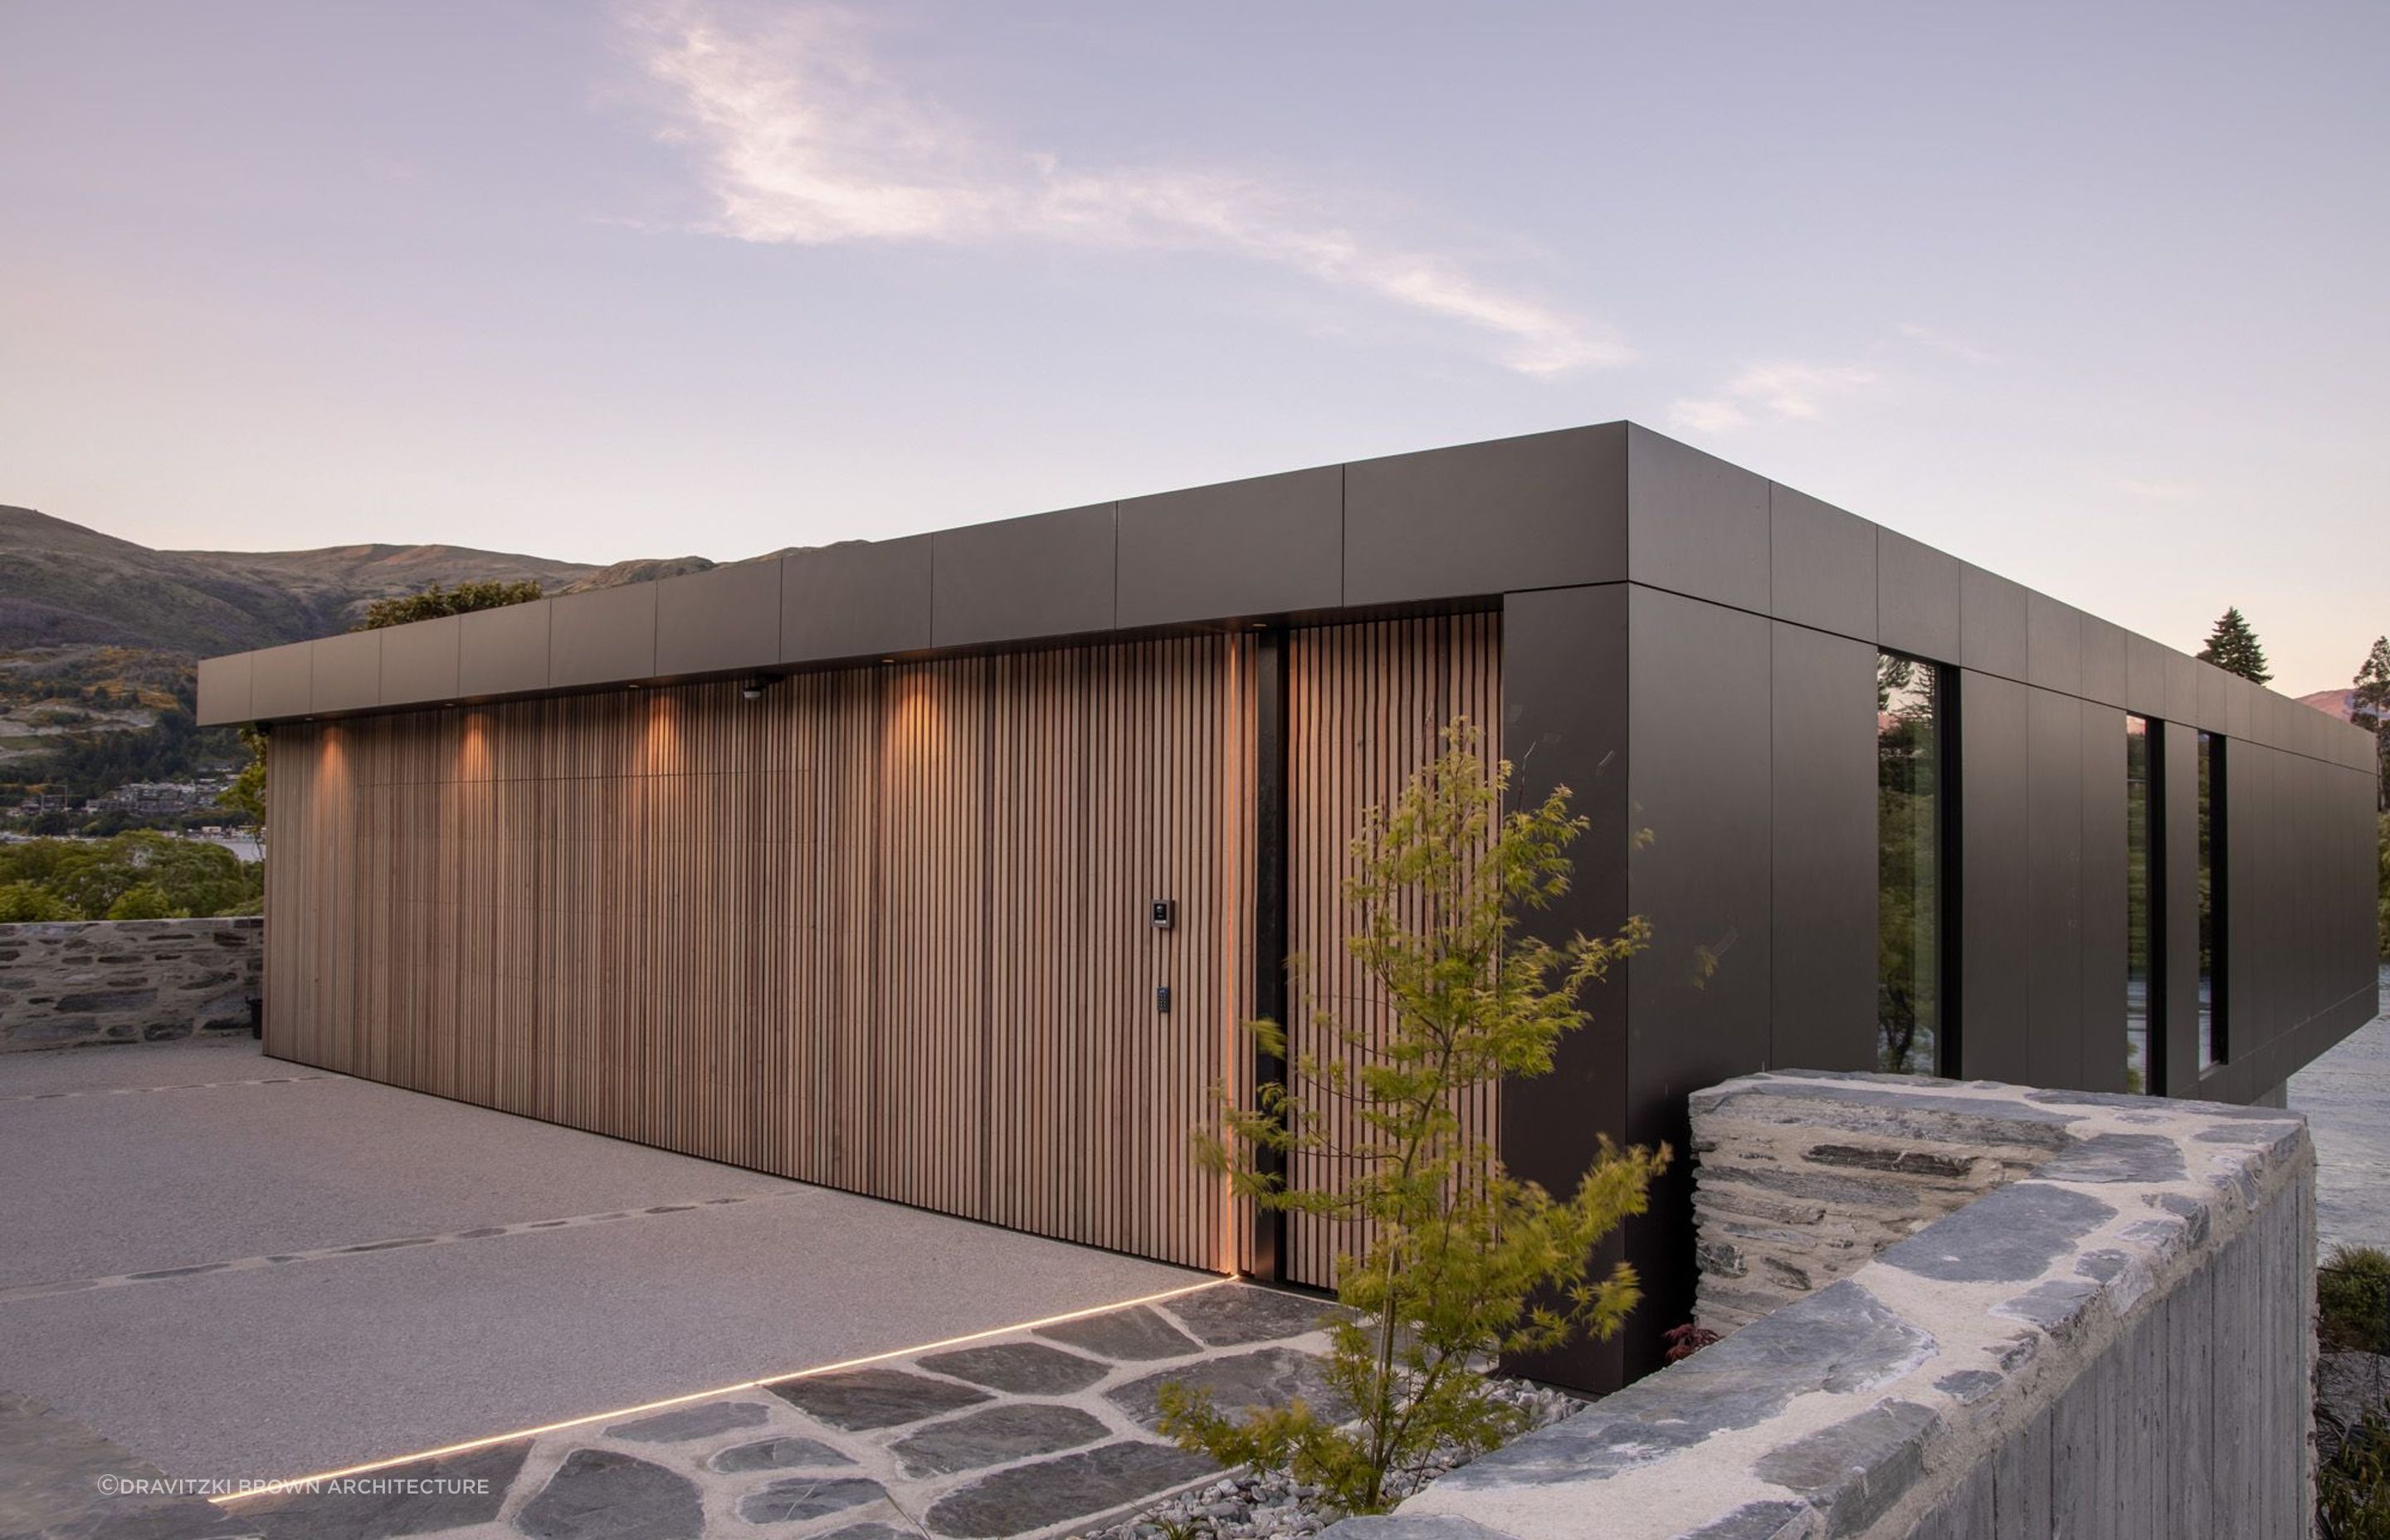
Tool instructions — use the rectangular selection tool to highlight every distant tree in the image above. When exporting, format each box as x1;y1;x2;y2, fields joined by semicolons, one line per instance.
0;881;76;922
2353;636;2390;813
2378;815;2388;960
355;580;544;631
218;727;267;842
0;832;261;920
2195;607;2273;685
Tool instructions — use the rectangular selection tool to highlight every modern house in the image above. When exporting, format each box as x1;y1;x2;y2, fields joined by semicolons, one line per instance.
195;423;2382;1390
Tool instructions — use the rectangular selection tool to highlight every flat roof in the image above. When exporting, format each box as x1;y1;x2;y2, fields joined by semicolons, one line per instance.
193;422;2373;773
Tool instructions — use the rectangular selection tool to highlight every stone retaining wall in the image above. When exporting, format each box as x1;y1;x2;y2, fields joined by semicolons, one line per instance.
1322;1070;2315;1540
1689;1075;2077;1335
0;918;261;1051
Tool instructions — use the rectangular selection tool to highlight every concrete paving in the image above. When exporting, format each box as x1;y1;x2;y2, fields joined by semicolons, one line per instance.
0;1039;1205;1485
2287;965;2390;1257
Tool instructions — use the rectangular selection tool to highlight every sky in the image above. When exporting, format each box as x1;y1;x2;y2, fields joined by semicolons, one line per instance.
1;2;2383;694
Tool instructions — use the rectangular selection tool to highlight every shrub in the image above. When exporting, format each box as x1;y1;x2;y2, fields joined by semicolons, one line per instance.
2324;1245;2390;1356
2321;1414;2390;1540
1160;721;1664;1514
0;832;261;921
354;580;542;631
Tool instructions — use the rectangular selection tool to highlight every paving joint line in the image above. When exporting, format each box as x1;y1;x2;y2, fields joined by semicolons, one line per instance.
0;1187;809;1305
0;1072;344;1104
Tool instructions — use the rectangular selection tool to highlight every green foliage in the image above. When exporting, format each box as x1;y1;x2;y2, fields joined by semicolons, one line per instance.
2323;1245;2390;1356
12;705;243;799
2194;607;2272;685
2358;636;2390;816
355;580;543;631
0;832;261;921
0;881;76;921
1161;721;1665;1515
1877;656;1941;1074
2322;1414;2390;1540
218;727;267;836
2377;816;2388;960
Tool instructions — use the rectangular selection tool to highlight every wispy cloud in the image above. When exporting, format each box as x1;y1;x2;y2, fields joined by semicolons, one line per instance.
1898;322;1999;365
618;1;1627;375
1668;361;1879;434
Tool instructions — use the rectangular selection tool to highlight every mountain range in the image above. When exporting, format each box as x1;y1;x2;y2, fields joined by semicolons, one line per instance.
0;504;714;657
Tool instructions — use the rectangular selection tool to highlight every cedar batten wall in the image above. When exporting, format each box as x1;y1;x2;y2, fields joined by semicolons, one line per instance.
1284;611;1503;1289
265;636;1255;1270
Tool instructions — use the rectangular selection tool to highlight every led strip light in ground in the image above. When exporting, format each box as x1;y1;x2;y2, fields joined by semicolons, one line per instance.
211;1274;1234;1503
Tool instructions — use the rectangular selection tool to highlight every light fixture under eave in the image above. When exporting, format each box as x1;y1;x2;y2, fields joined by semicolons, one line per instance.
740;678;767;700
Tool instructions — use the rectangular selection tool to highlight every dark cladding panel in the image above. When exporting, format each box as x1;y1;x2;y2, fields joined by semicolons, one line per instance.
2197;660;2232;734
195;652;253;727
1769;485;1876;640
1770;622;1879;1071
2026;689;2085;1089
1961;564;2030;680
933;503;1115;648
1626;426;1769;612
1959;671;2032;1084
458;598;552;699
379;615;462;707
1344;424;1626;605
1624;586;1773;1380
1117;465;1341;628
1500;582;1632;1391
2222;674;2254;742
656;560;781;677
2124;631;2168;719
2224;738;2275;1069
2159;720;2200;1094
550;583;657;689
309;631;381;714
1877;528;1961;663
2079;614;2126;707
2166;649;2203;728
2026;592;2082;697
251;642;311;720
2079;701;2129;1093
782;534;931;662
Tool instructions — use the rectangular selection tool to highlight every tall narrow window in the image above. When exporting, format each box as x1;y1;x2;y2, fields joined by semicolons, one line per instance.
1878;654;1943;1075
2125;715;2158;1091
2197;730;2227;1069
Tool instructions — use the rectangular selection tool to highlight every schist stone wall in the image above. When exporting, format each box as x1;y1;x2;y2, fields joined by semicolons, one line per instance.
1324;1071;2314;1540
0;918;261;1052
1690;1076;2076;1334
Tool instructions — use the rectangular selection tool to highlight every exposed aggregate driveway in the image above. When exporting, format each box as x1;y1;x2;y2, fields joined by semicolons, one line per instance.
0;1038;1339;1539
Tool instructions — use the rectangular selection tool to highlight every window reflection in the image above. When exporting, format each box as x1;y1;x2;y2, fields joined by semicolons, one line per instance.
2197;731;2226;1070
1878;655;1942;1075
2125;715;2156;1091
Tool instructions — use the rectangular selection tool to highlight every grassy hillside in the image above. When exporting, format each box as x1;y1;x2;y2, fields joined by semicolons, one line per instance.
0;504;612;655
0;504;708;816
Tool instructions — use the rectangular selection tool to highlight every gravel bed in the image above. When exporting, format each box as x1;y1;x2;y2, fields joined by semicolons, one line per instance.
1073;1378;1588;1540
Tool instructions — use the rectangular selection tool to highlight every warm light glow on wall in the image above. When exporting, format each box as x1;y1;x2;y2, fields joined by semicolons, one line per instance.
457;710;490;782
885;662;940;766
640;690;682;777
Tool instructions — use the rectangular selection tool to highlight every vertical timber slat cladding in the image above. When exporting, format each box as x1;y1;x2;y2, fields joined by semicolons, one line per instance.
1283;612;1503;1291
263;638;1254;1270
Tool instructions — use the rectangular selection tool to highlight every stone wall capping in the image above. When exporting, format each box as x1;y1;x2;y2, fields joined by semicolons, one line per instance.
1324;1070;2314;1540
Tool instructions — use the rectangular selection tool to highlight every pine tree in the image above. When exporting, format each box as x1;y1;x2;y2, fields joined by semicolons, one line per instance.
2353;636;2390;813
2196;607;2273;685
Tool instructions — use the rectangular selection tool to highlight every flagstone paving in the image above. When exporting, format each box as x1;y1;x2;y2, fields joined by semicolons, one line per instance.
215;1281;1345;1540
